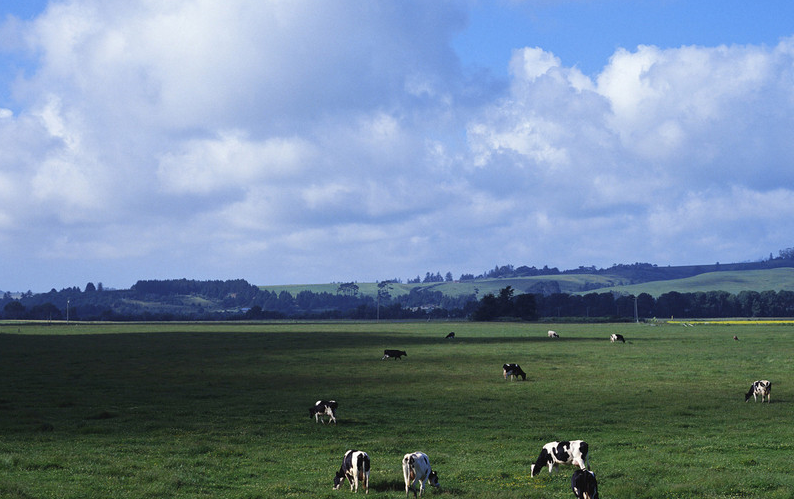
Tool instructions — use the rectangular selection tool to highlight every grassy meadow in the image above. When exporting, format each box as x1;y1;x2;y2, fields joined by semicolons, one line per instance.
0;321;792;498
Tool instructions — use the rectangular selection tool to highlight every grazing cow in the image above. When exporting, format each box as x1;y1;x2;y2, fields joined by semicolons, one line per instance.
445;332;455;339
382;349;407;360
548;330;559;338
402;452;439;497
733;335;739;341
333;449;370;493
610;333;625;343
745;380;771;403
310;400;338;423
571;469;599;499
530;440;589;476
503;363;527;381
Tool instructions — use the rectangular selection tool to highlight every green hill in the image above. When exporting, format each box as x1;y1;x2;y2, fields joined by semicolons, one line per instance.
260;267;794;299
581;267;794;297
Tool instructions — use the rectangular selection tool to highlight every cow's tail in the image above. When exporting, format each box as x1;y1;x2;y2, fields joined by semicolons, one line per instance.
357;453;370;491
404;455;420;496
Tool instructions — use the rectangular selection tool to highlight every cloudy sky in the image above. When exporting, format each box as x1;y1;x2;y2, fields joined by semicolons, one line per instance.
2;0;794;292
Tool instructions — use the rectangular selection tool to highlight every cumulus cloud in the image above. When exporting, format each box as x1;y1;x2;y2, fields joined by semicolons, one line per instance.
466;39;794;267
2;1;794;291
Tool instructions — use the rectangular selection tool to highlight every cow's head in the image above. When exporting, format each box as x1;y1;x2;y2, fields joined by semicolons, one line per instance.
530;449;551;477
428;470;439;487
333;470;345;489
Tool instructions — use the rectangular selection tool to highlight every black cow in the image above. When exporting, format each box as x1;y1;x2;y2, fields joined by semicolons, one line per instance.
445;332;455;339
745;380;771;402
382;349;407;360
531;440;589;476
571;469;599;499
503;363;526;381
610;334;625;343
333;449;370;493
309;400;338;423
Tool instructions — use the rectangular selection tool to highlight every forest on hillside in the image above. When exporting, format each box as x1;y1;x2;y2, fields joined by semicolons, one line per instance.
3;248;794;321
3;276;794;322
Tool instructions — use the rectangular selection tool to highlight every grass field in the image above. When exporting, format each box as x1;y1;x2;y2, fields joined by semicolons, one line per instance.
592;267;794;297
0;321;792;498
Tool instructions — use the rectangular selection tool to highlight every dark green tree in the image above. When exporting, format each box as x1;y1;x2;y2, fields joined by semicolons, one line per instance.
3;301;25;319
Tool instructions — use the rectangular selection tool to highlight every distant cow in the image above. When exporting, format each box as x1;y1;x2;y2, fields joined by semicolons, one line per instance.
745;380;771;403
382;349;407;360
445;332;455;339
571;469;599;499
402;452;439;497
548;330;559;338
503;363;527;381
531;440;589;476
610;334;625;343
309;400;338;423
733;335;739;341
333;449;370;493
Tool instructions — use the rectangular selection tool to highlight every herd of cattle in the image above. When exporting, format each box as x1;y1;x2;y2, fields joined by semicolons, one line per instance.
311;329;771;497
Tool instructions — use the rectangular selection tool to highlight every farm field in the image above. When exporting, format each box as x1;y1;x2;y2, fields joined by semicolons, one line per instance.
0;321;792;498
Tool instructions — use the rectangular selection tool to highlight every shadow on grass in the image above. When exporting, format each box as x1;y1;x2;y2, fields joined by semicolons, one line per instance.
371;479;461;496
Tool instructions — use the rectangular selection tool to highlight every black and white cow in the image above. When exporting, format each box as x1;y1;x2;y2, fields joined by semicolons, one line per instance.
503;363;527;381
530;440;589;476
548;330;560;338
745;380;771;403
382;349;407;360
571;469;599;499
445;332;455;339
402;452;439;497
310;400;338;423
333;449;370;493
610;334;625;343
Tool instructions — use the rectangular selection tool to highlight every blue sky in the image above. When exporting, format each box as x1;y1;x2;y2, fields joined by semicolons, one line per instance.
455;1;794;76
2;0;794;292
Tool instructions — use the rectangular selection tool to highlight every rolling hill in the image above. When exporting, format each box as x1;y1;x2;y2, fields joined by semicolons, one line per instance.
259;266;794;299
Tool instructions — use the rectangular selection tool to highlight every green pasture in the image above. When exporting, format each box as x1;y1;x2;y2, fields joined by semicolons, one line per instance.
592;267;794;297
0;321;792;498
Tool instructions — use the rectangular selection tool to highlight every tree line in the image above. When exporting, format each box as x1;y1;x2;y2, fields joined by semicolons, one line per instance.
4;278;794;322
0;279;476;321
473;288;794;321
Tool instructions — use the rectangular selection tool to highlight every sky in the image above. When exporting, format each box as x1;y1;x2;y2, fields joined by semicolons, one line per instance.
2;1;794;292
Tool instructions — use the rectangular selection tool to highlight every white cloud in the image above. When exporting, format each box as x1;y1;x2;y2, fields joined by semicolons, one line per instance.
157;131;314;195
2;1;794;291
464;38;794;269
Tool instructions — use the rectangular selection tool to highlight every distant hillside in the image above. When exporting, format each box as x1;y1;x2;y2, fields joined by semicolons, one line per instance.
580;267;794;297
6;255;794;322
260;264;794;299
